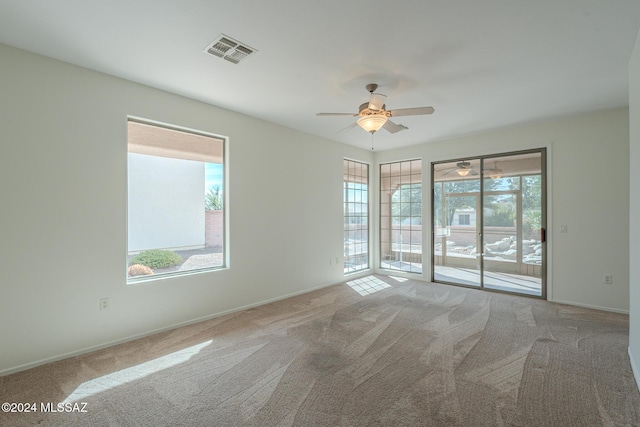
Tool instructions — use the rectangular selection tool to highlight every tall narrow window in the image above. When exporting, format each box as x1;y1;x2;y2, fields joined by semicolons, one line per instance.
344;160;369;273
380;159;422;273
127;119;225;281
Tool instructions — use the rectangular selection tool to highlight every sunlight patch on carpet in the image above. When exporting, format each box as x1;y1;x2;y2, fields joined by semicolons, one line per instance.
63;340;212;403
347;276;391;296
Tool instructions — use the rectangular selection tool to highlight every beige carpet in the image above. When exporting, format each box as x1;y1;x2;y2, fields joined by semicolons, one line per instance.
1;275;639;426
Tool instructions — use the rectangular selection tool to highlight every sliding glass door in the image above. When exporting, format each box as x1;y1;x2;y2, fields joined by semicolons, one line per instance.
432;150;545;297
433;159;482;286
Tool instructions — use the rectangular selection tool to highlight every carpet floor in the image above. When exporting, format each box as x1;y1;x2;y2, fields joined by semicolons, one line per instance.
1;275;639;426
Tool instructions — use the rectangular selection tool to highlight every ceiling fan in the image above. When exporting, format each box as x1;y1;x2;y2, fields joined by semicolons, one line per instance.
441;161;479;177
441;161;503;178
484;161;503;179
316;83;435;134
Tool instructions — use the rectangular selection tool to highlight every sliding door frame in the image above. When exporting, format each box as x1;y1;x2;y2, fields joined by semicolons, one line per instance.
431;148;547;299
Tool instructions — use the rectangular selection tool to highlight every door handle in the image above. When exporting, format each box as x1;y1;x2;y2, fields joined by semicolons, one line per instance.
541;227;546;243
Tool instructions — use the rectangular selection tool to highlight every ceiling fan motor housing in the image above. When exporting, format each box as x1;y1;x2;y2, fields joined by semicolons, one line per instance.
359;102;388;116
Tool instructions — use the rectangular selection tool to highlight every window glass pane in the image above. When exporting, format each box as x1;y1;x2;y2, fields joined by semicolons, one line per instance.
484;176;520;191
127;120;225;281
444;179;480;194
401;161;412;175
380;159;422;273
344;160;369;274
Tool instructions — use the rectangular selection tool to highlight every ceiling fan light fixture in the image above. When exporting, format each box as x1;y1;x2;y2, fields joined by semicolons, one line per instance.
357;114;387;133
486;162;502;179
488;168;503;179
456;161;472;177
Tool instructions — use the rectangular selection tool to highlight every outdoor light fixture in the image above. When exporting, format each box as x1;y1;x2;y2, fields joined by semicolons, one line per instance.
488;169;503;179
357;114;388;133
456;161;472;176
486;161;503;179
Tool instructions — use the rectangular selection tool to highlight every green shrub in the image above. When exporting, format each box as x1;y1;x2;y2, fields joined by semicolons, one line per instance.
129;249;182;269
484;203;515;227
128;264;154;277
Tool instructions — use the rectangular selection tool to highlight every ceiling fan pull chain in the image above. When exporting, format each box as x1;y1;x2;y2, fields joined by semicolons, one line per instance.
371;133;374;150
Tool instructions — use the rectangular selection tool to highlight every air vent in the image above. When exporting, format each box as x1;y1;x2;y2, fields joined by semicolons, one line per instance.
204;34;256;64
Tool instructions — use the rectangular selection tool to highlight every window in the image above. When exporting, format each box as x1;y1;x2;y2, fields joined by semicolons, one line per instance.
344;159;369;273
127;119;225;281
458;214;471;225
380;159;422;273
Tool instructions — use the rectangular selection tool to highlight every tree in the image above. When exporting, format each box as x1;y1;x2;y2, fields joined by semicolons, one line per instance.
522;175;542;211
434;180;480;226
205;185;223;210
484;203;516;226
522;175;542;238
435;177;519;225
391;184;422;224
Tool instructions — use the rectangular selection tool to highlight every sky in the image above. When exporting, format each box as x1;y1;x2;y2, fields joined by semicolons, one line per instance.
205;163;223;193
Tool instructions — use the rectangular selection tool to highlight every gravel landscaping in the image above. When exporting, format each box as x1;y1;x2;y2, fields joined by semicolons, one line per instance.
128;247;223;276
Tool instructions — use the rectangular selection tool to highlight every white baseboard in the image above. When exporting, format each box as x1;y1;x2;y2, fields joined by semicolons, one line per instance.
548;298;629;314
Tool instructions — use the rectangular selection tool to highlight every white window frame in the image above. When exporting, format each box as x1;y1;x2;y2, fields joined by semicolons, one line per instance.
126;118;227;283
343;159;370;274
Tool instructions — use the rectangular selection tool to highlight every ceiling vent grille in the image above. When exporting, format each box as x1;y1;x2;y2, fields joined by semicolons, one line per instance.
204;34;256;64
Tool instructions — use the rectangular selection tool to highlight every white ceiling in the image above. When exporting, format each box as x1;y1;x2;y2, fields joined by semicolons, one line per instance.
1;0;639;151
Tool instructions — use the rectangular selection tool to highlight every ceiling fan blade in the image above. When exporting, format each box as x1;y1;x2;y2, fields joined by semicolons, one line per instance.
382;120;408;134
388;106;435;117
338;122;358;133
316;112;358;116
368;93;387;111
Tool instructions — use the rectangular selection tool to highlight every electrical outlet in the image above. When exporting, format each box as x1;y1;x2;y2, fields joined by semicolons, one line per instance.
100;297;110;311
604;275;613;285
